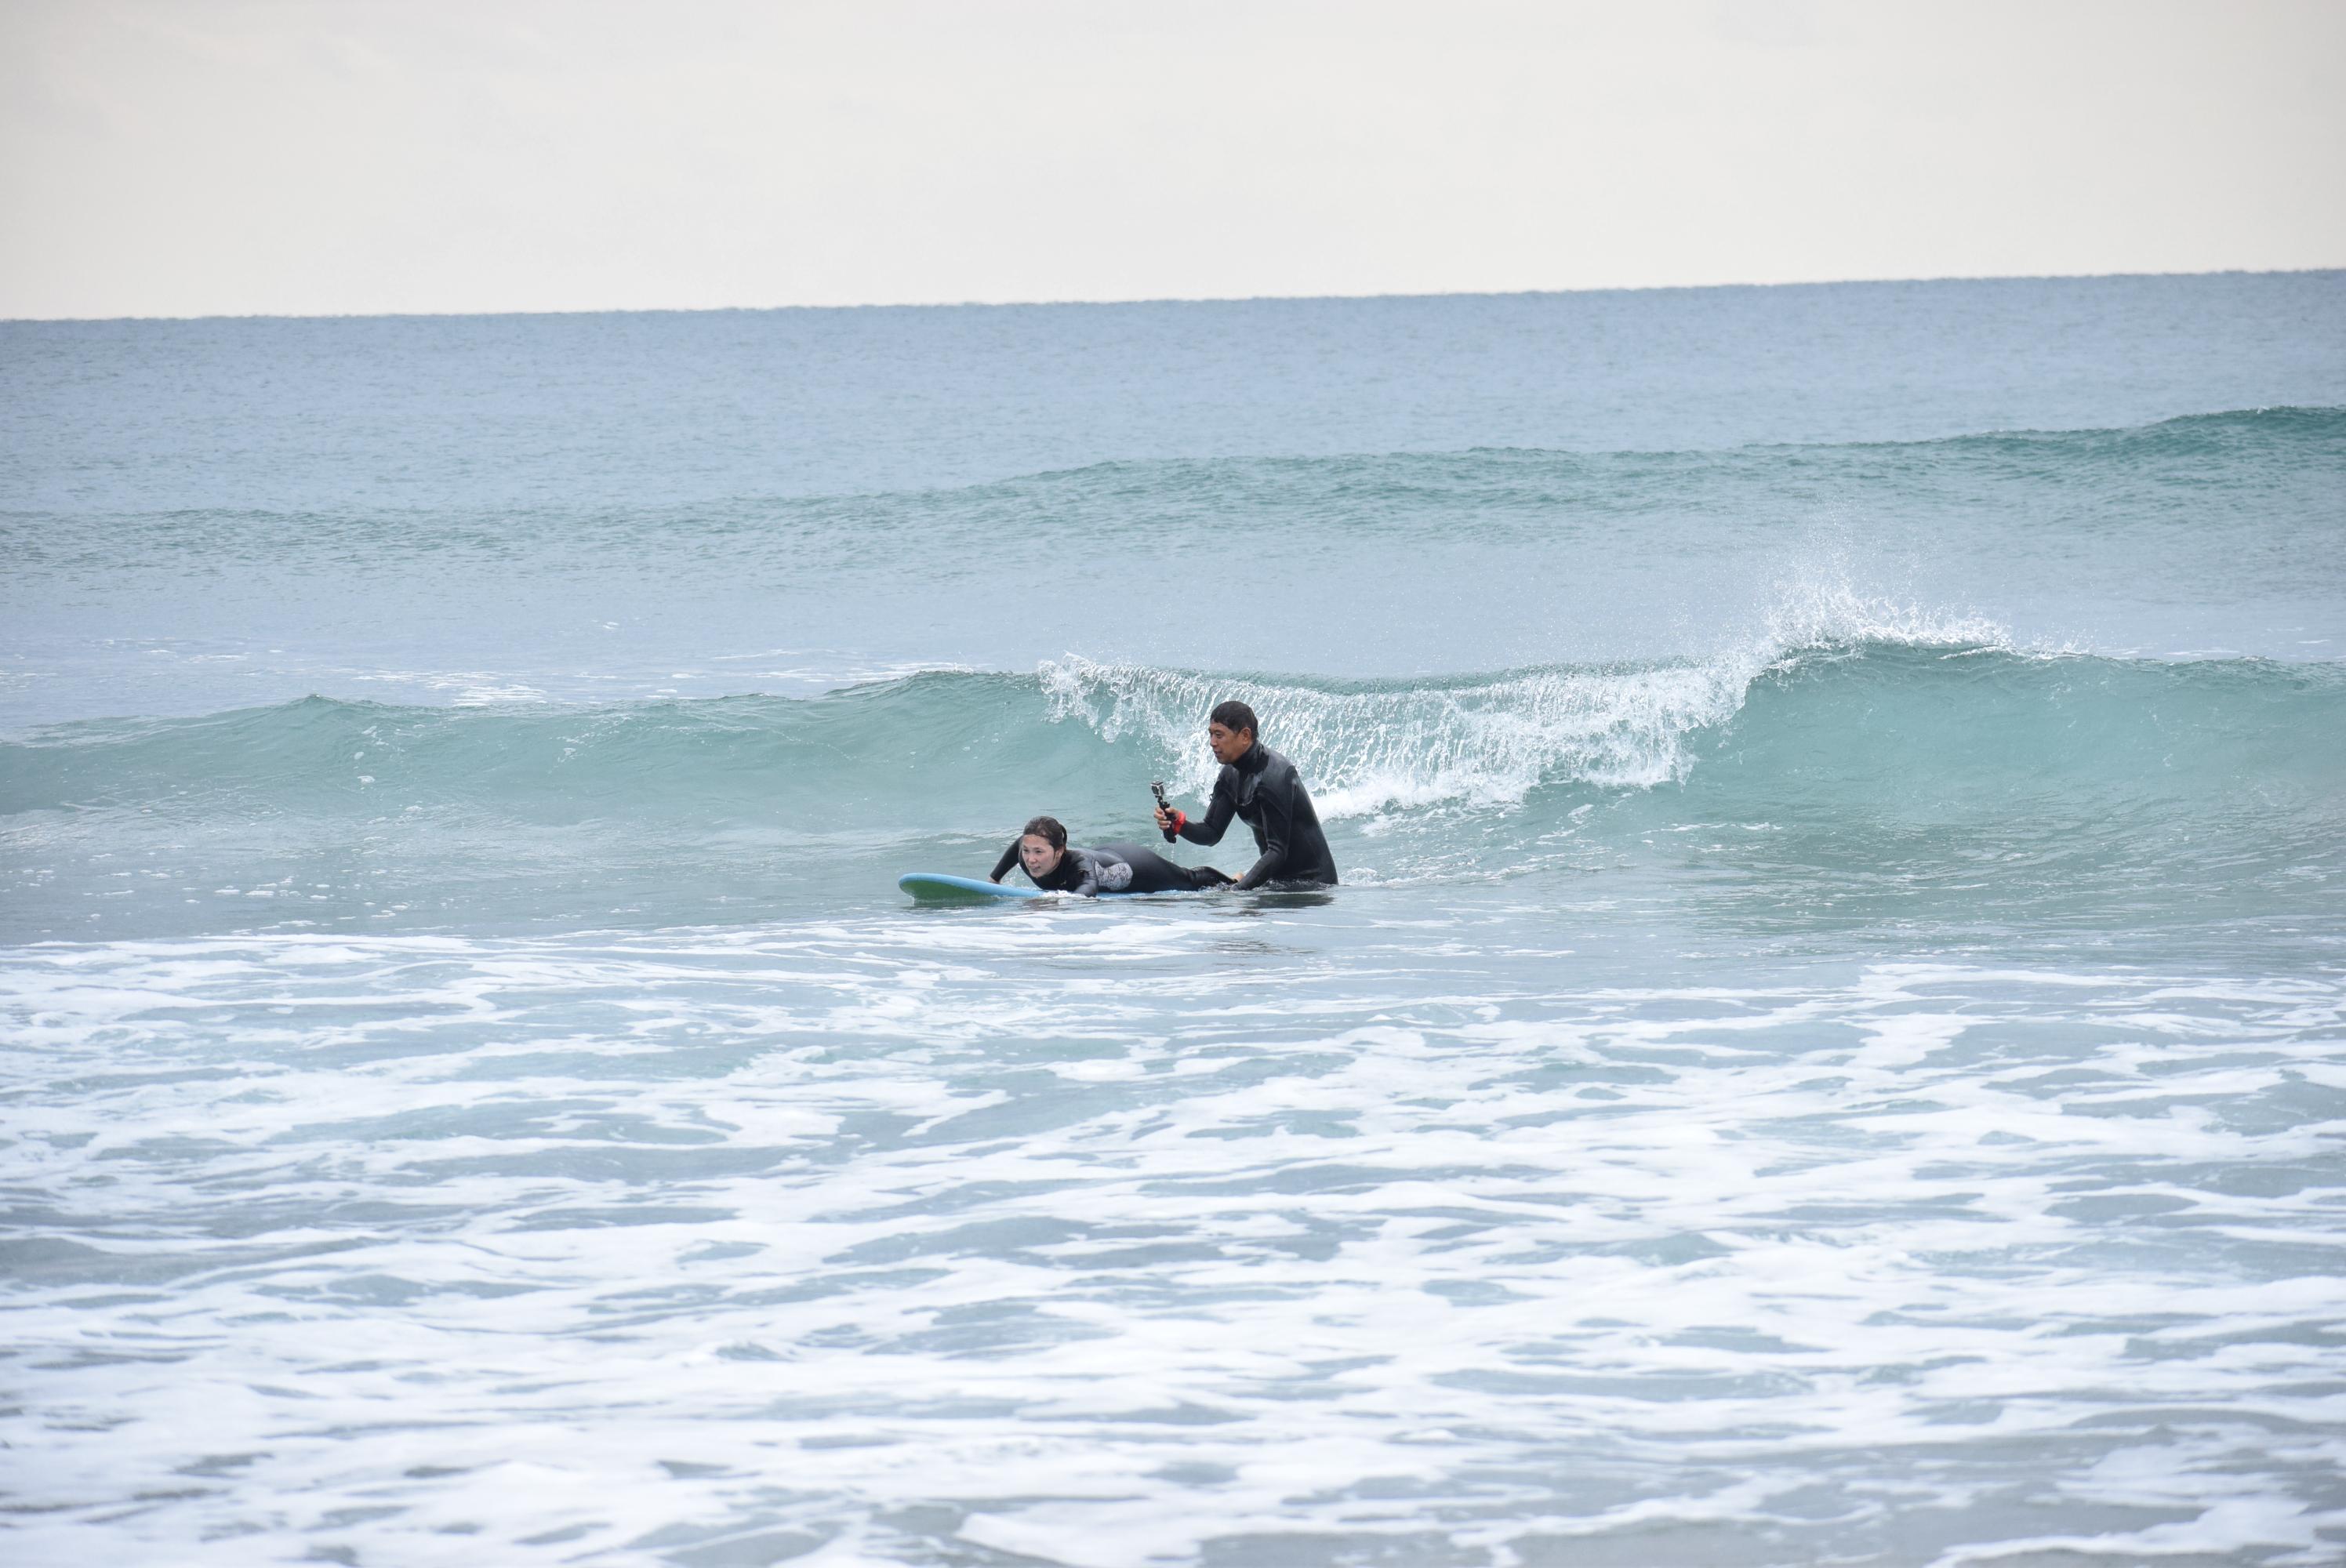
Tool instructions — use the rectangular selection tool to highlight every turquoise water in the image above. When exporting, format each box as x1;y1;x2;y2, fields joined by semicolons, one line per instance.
4;274;2345;1565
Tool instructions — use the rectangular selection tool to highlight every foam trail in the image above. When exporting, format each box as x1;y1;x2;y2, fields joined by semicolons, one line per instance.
4;931;2343;1564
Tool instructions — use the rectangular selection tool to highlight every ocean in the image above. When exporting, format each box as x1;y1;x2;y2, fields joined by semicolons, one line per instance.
3;271;2343;1565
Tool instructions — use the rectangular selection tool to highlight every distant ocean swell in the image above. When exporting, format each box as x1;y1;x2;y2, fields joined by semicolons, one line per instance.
5;405;2338;575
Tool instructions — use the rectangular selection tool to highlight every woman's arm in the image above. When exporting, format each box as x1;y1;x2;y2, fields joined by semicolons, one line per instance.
989;839;1022;883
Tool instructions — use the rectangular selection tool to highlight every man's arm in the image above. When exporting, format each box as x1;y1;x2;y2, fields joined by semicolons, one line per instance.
988;839;1021;883
1176;774;1237;847
1233;768;1295;891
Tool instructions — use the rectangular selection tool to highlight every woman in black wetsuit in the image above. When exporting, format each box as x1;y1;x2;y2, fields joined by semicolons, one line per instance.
989;815;1230;897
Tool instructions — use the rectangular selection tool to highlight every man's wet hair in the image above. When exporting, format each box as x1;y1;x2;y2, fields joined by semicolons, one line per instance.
1209;700;1258;739
1020;815;1067;850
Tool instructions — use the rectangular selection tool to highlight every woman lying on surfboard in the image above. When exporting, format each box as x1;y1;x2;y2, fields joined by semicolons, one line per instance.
990;815;1231;896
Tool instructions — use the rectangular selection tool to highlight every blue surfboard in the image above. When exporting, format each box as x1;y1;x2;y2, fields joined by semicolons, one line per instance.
896;873;1198;904
898;873;1044;903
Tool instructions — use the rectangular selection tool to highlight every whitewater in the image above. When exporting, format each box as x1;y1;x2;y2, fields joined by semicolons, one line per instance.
4;272;2344;1566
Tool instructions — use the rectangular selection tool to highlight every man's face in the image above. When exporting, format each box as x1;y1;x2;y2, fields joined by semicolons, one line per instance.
1207;722;1253;765
1018;834;1062;877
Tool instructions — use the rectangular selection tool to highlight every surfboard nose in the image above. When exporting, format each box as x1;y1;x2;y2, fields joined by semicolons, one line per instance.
899;873;1040;903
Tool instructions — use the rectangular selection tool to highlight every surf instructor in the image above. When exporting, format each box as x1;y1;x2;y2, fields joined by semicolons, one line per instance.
1153;701;1339;890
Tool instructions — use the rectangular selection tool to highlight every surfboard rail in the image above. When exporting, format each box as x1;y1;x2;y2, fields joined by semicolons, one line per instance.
897;872;1210;903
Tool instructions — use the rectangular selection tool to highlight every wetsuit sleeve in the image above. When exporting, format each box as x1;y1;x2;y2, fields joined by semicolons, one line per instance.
1177;772;1237;848
990;839;1021;883
1068;851;1102;897
1233;768;1296;891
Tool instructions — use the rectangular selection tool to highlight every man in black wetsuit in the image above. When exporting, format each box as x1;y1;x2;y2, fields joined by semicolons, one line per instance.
989;815;1230;896
1153;700;1338;890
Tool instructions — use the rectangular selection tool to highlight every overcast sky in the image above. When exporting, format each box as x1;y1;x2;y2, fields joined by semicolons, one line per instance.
2;0;2340;320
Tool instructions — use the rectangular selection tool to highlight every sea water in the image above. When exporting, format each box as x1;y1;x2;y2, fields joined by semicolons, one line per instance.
3;273;2344;1566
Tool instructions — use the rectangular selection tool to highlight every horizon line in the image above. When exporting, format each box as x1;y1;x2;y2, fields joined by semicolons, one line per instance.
5;263;2340;328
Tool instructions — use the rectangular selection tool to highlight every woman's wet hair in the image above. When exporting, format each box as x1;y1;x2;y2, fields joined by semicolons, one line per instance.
1209;699;1258;739
1020;815;1067;850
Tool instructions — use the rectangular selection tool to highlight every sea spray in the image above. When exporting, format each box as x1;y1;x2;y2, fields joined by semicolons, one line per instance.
1040;581;2020;815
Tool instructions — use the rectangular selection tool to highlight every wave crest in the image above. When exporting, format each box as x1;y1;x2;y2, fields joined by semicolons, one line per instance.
1042;584;2013;816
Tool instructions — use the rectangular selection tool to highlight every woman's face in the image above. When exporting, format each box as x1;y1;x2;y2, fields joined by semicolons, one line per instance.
1018;834;1062;877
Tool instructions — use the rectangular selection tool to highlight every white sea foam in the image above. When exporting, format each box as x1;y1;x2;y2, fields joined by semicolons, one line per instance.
3;920;2341;1566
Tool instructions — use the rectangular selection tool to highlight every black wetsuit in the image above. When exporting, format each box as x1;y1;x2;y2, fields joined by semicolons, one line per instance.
1175;742;1338;890
990;839;1229;896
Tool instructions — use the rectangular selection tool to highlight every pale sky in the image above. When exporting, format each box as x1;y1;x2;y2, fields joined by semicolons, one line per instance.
2;0;2341;320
